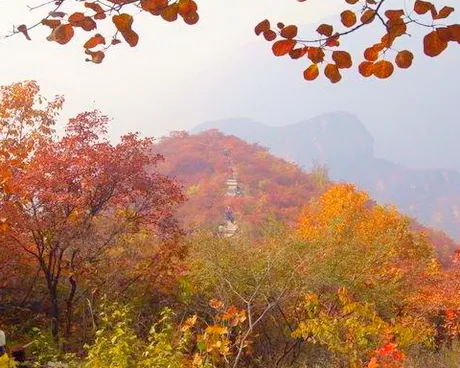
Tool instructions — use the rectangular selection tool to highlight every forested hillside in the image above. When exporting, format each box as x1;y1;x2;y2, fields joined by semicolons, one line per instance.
155;129;458;265
154;130;321;230
194;113;460;241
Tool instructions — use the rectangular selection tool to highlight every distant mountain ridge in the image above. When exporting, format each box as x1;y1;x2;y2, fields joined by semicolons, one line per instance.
193;112;460;241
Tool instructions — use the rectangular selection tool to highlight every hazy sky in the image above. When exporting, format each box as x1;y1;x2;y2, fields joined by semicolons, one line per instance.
0;0;341;138
1;0;459;170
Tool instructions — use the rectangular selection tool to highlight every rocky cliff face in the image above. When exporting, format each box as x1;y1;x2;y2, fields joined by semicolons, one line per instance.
193;112;460;241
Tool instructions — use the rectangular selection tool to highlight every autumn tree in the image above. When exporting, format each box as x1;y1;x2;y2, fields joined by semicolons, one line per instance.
0;81;185;340
297;183;436;316
3;0;459;81
0;81;64;324
184;224;322;367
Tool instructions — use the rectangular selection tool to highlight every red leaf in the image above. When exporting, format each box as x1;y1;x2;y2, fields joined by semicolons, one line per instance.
121;30;139;47
434;6;454;20
47;24;74;45
84;2;106;20
263;30;277;41
272;39;296;56
324;64;342;83
85;49;105;64
414;0;434;15
332;50;352;69
385;9;404;19
255;19;270;36
308;47;325;63
395;50;413;68
84;34;105;49
178;0;198;17
69;12;97;31
361;9;375;24
289;47;308;59
183;11;199;25
112;13;133;32
280;25;298;39
316;24;333;36
161;4;179;22
41;19;61;29
424;30;448;57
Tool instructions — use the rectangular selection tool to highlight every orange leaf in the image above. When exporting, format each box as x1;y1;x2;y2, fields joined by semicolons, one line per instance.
414;0;434;15
69;12;97;31
289;47;308;59
395;50;413;68
364;46;379;61
47;24;74;45
359;61;374;77
84;2;106;20
41;19;61;29
141;0;168;13
381;32;396;47
303;64;319;81
385;9;404;19
345;0;359;4
161;4;179;22
178;0;197;17
341;10;357;28
424;30;448;57
17;24;31;40
316;23;333;36
361;9;375;24
373;60;394;78
272;39;296;56
277;22;285;29
85;49;105;64
434;6;454;20
325;33;340;47
183;11;199;25
332;50;352;69
436;27;451;42
255;19;270;35
373;42;385;52
280;25;298;39
448;24;460;42
121;29;139;47
112;13;133;32
308;47;325;63
83;33;105;49
324;64;342;83
387;18;407;37
368;357;378;368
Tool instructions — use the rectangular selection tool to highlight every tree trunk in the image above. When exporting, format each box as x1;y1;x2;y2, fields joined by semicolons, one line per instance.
50;285;60;342
64;275;77;343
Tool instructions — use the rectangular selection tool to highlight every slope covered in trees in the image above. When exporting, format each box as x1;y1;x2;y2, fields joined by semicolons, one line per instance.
194;114;460;242
154;129;458;265
153;130;322;231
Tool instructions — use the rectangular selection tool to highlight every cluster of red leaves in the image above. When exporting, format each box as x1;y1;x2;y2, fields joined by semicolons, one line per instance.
368;343;405;368
16;0;199;63
255;0;460;83
444;309;460;339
